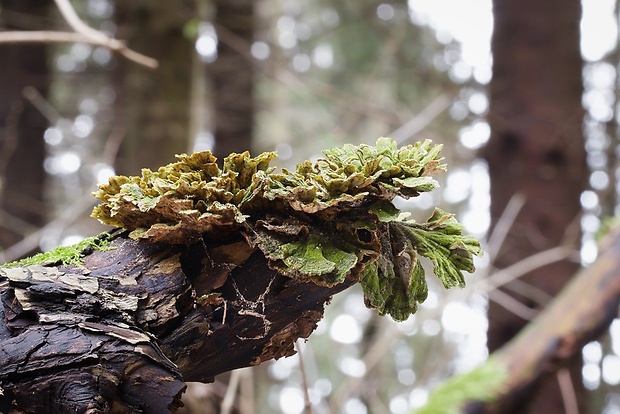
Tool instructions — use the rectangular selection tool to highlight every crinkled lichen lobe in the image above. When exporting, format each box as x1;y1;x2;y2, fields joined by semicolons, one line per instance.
91;137;481;321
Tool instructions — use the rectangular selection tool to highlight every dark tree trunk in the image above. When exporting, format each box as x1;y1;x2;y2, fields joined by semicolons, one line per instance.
0;232;351;413
483;0;587;412
0;0;48;254
113;1;194;174
209;0;255;159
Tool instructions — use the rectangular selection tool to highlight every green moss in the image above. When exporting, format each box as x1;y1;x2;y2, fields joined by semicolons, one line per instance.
414;358;508;414
91;138;482;320
0;233;114;268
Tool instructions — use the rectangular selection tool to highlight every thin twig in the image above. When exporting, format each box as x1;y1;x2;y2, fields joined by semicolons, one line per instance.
500;278;552;308
0;194;97;264
557;368;580;414
329;322;396;413
53;0;107;43
296;340;313;414
487;289;537;320
0;30;158;69
0;101;23;196
238;368;255;414
390;93;454;145
221;370;241;414
22;86;61;124
486;193;526;262
477;246;579;295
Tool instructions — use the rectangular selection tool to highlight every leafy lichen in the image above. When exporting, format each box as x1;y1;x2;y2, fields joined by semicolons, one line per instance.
92;137;481;321
0;233;114;268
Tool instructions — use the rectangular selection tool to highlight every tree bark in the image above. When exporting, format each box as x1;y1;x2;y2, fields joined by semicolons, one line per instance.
0;231;352;413
0;0;48;254
483;0;587;411
465;226;620;413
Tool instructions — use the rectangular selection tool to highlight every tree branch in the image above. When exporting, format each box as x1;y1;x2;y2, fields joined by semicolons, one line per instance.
0;232;353;412
460;226;620;412
0;0;157;69
0;30;158;69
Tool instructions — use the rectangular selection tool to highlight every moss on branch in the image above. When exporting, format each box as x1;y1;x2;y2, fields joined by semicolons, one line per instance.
91;138;481;321
0;233;114;268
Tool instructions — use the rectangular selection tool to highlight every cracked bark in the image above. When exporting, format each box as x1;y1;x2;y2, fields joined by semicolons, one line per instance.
0;230;352;413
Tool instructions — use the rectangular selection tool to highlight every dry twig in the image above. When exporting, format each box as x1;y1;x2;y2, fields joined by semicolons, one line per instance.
0;0;158;69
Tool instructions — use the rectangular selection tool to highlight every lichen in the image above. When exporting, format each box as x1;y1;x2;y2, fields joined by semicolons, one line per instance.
0;233;114;268
92;137;482;321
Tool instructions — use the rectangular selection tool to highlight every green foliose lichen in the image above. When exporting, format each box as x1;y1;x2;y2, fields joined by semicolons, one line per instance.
91;150;276;244
0;233;114;268
91;137;481;321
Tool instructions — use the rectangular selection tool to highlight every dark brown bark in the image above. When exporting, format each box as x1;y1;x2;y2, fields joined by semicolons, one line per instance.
0;231;352;413
465;226;620;413
0;0;48;253
113;1;194;174
210;0;255;159
483;0;587;412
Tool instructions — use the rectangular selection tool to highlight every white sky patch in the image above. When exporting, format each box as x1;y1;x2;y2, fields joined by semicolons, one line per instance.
602;355;620;385
612;319;620;356
581;0;617;61
408;0;493;77
279;386;305;414
329;314;362;344
410;0;617;70
44;152;81;175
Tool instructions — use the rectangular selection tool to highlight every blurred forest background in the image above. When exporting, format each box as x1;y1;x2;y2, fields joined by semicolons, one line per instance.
1;0;620;413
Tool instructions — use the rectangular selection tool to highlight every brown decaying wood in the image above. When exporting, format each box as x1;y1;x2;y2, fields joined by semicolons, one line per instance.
0;232;352;413
465;227;620;413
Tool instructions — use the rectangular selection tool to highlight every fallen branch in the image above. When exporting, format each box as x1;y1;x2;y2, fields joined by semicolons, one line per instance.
0;231;353;412
419;225;620;413
1;139;481;412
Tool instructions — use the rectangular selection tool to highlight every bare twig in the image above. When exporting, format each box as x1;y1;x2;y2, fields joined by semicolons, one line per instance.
0;101;23;195
296;340;313;414
487;289;537;320
0;194;97;264
486;193;526;262
477;246;579;295
557;368;579;414
221;370;241;414
0;30;157;69
53;0;107;43
0;0;158;70
22;86;61;124
238;368;255;414
389;93;454;145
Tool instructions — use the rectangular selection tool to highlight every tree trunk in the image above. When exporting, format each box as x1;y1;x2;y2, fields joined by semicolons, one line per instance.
0;231;351;413
209;0;255;159
113;0;194;174
0;0;48;255
483;0;587;412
